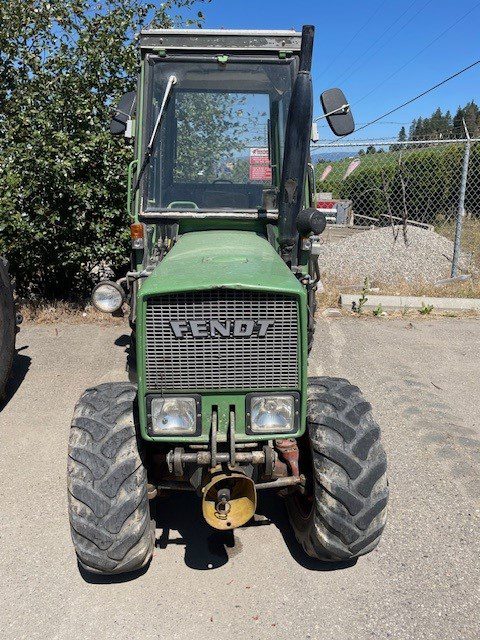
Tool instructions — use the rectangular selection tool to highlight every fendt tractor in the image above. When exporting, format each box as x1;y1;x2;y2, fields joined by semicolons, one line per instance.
67;26;389;575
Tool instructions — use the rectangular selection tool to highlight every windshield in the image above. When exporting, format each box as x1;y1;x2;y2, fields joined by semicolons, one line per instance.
144;60;294;212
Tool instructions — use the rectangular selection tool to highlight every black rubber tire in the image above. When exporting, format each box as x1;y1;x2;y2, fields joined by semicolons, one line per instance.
286;377;388;562
67;382;155;575
0;258;16;401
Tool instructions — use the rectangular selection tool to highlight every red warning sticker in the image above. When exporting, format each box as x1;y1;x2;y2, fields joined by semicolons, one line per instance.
249;148;272;182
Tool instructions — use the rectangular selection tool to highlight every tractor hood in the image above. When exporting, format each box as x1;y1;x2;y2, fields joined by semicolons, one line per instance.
138;231;304;298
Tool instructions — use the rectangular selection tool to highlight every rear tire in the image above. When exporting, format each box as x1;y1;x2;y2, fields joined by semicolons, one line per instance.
0;258;15;401
67;382;155;575
286;377;388;561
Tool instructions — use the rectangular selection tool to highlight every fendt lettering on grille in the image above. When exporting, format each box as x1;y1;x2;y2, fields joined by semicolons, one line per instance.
169;319;274;339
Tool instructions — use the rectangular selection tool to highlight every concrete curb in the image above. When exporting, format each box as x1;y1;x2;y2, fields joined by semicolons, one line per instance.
340;294;480;312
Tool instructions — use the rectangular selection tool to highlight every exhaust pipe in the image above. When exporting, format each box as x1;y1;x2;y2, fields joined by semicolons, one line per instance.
278;24;314;266
202;469;257;530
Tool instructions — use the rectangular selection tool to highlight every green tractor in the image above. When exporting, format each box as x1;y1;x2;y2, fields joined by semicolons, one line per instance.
0;257;17;402
67;26;388;575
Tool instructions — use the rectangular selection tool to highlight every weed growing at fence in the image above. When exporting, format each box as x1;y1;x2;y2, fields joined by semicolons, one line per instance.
351;277;370;313
419;302;434;315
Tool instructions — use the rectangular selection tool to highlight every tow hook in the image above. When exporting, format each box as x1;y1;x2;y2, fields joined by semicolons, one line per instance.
215;488;232;518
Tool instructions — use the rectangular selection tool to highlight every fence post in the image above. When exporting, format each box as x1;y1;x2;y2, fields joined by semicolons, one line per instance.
451;121;471;277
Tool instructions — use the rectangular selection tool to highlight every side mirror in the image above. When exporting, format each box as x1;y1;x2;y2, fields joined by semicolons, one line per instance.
110;91;136;136
320;88;354;137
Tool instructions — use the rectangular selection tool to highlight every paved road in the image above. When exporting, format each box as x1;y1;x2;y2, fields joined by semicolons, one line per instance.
1;318;479;640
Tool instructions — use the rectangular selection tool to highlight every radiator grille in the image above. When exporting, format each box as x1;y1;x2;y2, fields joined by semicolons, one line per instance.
145;289;299;391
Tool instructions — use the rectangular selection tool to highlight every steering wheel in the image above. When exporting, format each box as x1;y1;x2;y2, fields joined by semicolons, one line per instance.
212;178;234;184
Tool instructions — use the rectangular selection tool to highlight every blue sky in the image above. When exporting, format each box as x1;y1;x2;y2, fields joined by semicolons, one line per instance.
186;0;480;141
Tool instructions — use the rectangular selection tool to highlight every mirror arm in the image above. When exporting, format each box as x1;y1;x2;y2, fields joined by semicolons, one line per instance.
314;104;350;121
114;108;134;119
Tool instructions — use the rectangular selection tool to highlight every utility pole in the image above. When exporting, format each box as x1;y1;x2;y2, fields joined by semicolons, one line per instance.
451;119;471;277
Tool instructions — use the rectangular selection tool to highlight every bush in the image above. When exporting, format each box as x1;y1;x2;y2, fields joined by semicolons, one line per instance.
0;0;208;299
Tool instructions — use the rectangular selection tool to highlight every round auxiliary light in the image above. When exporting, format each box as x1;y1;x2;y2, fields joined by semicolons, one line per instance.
91;280;125;313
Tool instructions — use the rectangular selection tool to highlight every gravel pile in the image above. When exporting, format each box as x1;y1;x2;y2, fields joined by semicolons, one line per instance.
316;226;470;284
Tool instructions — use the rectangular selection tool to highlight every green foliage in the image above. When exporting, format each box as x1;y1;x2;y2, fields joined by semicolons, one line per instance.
173;92;264;184
406;102;480;141
316;142;480;225
352;277;369;314
372;304;383;316
0;0;209;299
398;126;407;142
419;302;434;315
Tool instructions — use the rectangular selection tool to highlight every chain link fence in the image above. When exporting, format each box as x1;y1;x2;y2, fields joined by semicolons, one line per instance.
313;138;480;278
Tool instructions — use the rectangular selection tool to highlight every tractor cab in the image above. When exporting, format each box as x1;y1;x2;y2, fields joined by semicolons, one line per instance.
144;52;293;213
134;30;301;217
113;28;353;230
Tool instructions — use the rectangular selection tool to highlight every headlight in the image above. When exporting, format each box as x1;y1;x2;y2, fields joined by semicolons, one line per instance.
91;280;125;313
149;396;199;436
247;394;299;434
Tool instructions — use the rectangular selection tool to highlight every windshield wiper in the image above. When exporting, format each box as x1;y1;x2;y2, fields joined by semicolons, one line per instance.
131;74;177;205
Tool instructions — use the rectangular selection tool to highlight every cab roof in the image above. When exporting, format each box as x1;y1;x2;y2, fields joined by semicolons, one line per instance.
139;29;302;54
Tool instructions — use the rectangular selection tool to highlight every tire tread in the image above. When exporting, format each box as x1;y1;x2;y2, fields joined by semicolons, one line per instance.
287;377;388;562
67;382;154;575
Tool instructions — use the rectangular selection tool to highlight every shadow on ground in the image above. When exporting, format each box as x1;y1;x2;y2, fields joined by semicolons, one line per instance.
0;346;31;412
78;561;151;585
80;491;355;583
114;333;136;382
152;491;356;573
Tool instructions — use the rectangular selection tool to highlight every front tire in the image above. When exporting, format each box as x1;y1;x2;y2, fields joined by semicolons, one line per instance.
67;382;155;575
286;377;388;562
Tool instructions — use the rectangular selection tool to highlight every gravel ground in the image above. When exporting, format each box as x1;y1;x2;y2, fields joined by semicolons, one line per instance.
316;226;470;284
1;319;479;640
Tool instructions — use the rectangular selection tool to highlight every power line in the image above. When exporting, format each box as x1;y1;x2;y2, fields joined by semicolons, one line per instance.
321;0;389;79
315;120;410;128
348;59;480;136
336;0;435;86
353;0;480;107
331;0;420;86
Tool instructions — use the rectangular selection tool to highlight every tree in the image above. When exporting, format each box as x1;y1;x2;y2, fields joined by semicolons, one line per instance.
411;117;424;140
398;126;407;142
429;108;444;139
0;0;209;299
366;145;376;155
409;119;417;140
463;101;480;137
173;92;263;184
405;102;479;141
452;106;465;138
444;110;453;137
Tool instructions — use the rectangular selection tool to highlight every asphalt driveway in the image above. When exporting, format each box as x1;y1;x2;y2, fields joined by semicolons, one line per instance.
1;317;479;640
